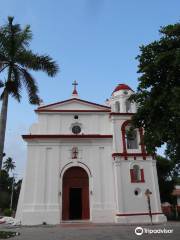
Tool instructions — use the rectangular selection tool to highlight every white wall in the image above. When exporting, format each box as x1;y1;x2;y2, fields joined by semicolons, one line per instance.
30;113;112;135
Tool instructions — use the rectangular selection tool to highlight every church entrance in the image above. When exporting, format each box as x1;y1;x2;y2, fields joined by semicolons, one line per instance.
62;167;90;220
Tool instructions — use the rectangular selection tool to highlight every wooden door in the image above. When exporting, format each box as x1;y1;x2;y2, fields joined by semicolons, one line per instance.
62;167;90;220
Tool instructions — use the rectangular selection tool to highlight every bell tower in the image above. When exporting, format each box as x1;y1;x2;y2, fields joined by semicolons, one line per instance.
108;84;136;153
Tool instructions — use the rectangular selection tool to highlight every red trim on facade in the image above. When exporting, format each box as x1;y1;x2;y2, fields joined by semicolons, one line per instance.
110;112;134;116
116;212;163;217
141;169;145;182
35;109;111;113
22;134;113;139
130;168;145;183
120;120;149;159
112;153;151;157
130;169;135;183
37;98;110;110
121;120;131;155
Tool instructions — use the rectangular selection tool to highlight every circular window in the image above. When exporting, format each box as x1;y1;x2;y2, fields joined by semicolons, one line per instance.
134;188;141;196
72;125;81;134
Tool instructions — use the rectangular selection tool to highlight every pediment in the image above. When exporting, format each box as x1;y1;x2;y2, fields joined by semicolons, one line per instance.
36;98;110;112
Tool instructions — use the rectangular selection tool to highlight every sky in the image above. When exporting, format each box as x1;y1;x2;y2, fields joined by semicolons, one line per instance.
0;0;179;179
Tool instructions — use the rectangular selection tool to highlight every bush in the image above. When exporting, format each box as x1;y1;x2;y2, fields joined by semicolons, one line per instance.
3;208;12;217
0;231;19;239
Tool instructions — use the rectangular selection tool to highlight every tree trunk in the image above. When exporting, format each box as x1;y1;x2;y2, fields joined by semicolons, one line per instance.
0;90;9;170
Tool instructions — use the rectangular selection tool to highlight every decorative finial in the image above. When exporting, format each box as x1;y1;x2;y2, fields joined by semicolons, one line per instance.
72;80;79;98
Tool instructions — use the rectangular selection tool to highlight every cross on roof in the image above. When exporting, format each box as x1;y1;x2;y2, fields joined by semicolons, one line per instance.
72;80;78;87
72;80;78;96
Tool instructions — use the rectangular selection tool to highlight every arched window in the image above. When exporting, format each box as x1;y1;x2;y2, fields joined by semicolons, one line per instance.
126;128;138;149
125;99;131;113
133;165;141;181
130;165;145;183
115;101;120;112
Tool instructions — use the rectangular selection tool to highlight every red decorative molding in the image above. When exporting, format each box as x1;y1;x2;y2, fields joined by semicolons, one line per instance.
130;169;135;182
121;120;131;155
22;134;113;140
116;212;163;217
36;109;111;113
120;120;149;159
141;169;145;182
110;112;134;116
130;168;145;183
37;98;110;110
112;153;151;157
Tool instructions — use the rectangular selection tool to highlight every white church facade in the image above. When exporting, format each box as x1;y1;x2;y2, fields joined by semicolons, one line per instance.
16;82;167;225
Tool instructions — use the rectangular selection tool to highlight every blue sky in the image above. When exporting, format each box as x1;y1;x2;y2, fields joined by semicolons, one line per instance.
0;0;179;178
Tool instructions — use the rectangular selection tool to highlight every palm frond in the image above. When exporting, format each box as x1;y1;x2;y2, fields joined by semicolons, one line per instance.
16;50;59;76
0;52;8;62
0;17;29;61
0;16;59;105
17;25;32;48
10;66;22;101
0;80;4;88
1;66;22;102
18;66;40;105
0;64;8;73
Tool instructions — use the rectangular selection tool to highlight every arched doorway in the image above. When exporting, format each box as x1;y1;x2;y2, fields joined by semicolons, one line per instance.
62;167;90;220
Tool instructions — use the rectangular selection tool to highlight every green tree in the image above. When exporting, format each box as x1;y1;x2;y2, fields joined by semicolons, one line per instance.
130;23;180;169
13;179;22;210
0;170;12;209
0;169;21;211
156;155;175;203
3;157;15;173
0;17;59;170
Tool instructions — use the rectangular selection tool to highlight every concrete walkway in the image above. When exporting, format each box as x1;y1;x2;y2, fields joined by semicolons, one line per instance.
0;222;179;240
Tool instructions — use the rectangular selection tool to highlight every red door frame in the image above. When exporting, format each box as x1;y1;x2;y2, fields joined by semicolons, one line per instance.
62;167;90;220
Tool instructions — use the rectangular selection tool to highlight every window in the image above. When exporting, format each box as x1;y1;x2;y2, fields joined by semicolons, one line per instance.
134;188;141;196
126;129;138;149
115;101;120;112
72;125;81;134
133;165;141;181
130;165;145;183
125;99;131;113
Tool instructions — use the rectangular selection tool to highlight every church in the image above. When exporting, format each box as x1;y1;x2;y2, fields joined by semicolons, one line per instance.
16;82;166;225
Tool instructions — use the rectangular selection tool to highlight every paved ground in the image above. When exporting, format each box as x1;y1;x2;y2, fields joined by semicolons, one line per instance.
0;222;180;240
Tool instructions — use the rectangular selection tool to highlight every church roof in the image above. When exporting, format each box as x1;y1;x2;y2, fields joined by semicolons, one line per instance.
112;84;133;94
36;98;110;113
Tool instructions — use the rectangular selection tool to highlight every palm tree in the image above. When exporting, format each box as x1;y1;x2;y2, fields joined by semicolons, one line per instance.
3;157;16;173
0;17;59;169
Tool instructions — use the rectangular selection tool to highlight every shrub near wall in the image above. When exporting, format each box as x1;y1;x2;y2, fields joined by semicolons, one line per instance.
3;209;12;217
